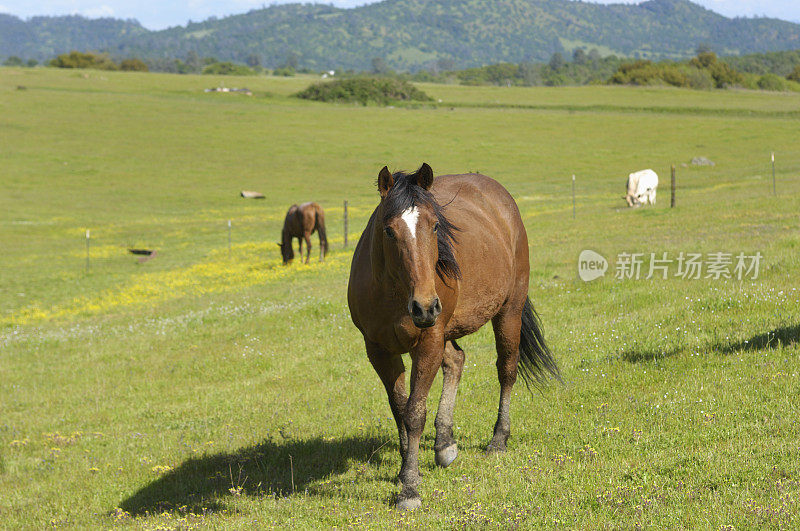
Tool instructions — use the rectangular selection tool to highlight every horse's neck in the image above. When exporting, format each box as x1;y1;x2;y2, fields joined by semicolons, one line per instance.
365;203;397;285
368;217;385;281
281;227;292;244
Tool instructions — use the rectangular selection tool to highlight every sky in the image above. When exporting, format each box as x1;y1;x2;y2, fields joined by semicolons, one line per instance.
0;0;798;31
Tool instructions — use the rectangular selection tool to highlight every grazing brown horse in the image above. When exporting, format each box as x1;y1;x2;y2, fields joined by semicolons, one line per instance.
347;163;560;510
279;202;329;264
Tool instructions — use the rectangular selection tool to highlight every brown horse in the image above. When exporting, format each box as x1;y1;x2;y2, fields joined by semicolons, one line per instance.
347;163;560;510
279;202;329;264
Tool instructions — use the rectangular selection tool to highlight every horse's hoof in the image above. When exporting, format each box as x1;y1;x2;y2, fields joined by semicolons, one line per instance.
485;442;506;454
435;444;458;468
396;496;422;511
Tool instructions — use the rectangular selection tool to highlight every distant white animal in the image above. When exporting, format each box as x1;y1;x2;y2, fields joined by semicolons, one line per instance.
624;169;659;207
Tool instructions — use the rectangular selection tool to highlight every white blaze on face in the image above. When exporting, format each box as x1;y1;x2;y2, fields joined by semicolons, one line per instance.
400;207;420;239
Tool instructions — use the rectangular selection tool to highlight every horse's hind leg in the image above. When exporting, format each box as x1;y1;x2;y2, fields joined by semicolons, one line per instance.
434;340;465;467
487;305;524;453
365;340;409;461
303;233;312;264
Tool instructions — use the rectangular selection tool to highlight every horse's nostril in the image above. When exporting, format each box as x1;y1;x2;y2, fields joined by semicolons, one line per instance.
432;298;442;314
411;300;424;317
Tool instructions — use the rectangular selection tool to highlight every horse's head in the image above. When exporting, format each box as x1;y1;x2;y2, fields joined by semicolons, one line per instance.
377;163;459;328
278;242;294;264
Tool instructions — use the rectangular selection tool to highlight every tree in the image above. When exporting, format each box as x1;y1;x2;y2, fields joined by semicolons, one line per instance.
690;51;718;69
787;65;800;83
246;54;261;68
185;51;201;73
548;52;565;71
695;43;713;55
689;52;742;87
3;56;24;66
588;49;602;62
284;52;299;70
436;58;455;72
518;62;542;86
572;48;587;65
371;57;389;74
27;59;38;67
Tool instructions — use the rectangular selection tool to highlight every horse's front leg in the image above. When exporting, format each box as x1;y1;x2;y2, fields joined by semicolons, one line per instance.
397;331;444;511
365;340;408;462
434;340;465;467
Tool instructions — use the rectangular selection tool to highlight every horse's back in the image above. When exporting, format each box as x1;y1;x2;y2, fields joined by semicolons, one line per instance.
433;173;527;257
432;173;530;339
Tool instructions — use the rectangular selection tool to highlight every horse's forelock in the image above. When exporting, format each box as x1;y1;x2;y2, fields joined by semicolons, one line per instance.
381;171;461;281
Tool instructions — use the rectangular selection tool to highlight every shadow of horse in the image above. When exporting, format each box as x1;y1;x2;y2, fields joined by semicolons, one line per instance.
716;323;800;353
621;323;800;363
118;435;389;516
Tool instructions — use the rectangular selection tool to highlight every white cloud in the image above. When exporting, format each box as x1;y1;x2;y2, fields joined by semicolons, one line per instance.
81;4;114;18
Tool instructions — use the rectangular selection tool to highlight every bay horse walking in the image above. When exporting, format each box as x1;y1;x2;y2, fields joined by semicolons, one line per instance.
347;163;560;510
279;202;329;264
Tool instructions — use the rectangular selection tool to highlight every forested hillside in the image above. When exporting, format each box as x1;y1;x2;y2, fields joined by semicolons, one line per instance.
2;0;800;71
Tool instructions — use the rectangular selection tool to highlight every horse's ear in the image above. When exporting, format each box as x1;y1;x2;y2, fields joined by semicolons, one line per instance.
378;166;394;198
415;163;434;190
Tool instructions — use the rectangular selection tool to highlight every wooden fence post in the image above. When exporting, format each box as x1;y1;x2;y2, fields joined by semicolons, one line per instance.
571;174;576;219
85;229;90;273
670;165;676;208
772;152;776;196
343;200;349;248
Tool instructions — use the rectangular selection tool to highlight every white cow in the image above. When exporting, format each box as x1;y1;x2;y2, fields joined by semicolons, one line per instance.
624;169;658;207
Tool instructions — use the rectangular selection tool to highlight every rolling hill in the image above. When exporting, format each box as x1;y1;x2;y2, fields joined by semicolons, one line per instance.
2;0;800;71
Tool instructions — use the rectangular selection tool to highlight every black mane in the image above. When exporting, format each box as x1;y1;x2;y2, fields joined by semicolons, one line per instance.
381;169;461;281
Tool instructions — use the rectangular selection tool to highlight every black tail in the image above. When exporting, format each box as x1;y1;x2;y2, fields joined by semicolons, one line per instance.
518;297;561;389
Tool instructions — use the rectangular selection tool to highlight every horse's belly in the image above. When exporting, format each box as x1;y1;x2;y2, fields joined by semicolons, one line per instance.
445;296;505;340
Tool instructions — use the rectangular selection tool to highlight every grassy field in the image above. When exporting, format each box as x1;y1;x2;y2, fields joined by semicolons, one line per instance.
1;67;799;529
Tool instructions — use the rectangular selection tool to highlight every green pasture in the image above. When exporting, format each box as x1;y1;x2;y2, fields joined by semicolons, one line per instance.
1;67;799;529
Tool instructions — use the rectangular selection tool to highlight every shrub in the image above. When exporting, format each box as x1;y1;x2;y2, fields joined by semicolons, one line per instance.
787;65;800;83
681;67;714;90
272;66;295;77
610;60;679;86
119;58;148;72
609;60;655;85
3;56;23;66
707;61;743;88
757;73;789;91
50;51;117;70
295;77;432;105
659;65;690;88
202;62;255;75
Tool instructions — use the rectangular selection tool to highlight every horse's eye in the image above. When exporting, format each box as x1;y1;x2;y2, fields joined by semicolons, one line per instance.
433;222;439;233
384;226;395;239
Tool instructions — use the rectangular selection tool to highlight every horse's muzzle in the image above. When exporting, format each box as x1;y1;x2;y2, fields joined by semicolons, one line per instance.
409;297;442;328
